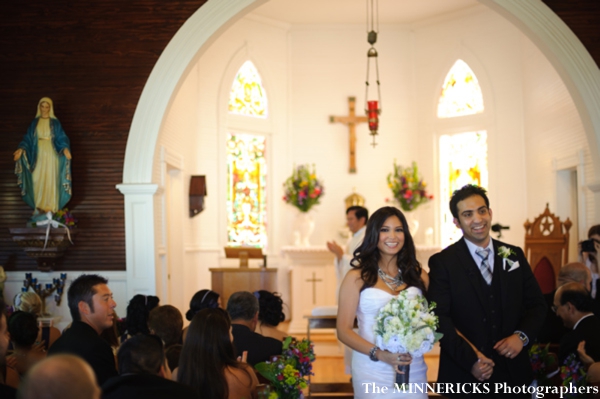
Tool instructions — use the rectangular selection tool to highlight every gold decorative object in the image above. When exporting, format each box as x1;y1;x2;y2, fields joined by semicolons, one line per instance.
345;189;365;209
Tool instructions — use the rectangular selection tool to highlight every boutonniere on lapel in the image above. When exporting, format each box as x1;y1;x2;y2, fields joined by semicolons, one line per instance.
498;246;520;272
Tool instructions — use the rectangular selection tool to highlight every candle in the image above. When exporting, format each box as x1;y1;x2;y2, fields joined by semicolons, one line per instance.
32;278;37;284
46;283;52;289
26;273;32;279
21;287;28;292
60;273;67;279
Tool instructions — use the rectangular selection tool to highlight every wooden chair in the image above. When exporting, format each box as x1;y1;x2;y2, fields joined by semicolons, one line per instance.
524;204;572;294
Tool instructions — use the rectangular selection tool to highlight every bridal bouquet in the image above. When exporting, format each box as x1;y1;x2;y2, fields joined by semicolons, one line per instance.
255;336;315;399
374;289;442;385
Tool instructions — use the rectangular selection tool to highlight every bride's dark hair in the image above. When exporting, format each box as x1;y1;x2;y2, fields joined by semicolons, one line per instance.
351;206;425;293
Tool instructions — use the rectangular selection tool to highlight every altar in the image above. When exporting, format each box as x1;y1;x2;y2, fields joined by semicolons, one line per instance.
282;246;336;334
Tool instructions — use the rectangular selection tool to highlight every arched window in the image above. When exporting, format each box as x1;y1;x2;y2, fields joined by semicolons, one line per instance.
226;133;267;246
439;131;488;246
437;60;484;118
438;60;488;247
228;61;268;118
226;61;269;247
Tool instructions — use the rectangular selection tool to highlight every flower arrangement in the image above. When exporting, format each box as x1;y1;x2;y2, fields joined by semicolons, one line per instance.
255;336;315;399
374;289;442;384
528;343;557;386
387;161;433;212
283;165;324;213
559;353;587;398
53;208;77;228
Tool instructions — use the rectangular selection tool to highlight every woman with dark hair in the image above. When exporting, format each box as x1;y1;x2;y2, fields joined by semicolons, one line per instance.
185;289;220;321
176;308;258;399
337;206;429;398
255;290;287;341
183;289;220;342
121;294;160;342
5;311;46;386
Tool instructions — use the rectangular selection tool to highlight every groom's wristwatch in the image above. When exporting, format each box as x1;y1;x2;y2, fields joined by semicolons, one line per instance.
369;346;380;362
514;330;529;346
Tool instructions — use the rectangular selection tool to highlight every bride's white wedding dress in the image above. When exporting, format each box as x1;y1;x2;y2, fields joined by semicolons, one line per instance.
352;286;428;398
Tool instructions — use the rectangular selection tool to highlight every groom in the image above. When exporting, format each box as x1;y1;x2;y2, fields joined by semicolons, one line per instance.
428;185;546;397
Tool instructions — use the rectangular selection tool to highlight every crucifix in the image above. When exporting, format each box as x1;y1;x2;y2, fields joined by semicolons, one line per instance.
329;96;368;174
305;272;323;305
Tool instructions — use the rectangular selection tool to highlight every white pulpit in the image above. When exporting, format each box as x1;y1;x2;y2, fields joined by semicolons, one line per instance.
282;246;336;334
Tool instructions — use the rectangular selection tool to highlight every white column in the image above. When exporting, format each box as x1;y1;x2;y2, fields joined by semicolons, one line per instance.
116;183;159;300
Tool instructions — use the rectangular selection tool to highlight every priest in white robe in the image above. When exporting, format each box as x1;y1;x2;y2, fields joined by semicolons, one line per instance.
327;206;368;375
327;206;368;289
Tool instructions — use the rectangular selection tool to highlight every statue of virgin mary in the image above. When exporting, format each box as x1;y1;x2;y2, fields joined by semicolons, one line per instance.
14;97;72;214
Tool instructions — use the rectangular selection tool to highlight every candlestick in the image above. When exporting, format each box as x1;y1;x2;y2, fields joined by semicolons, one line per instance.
22;273;67;316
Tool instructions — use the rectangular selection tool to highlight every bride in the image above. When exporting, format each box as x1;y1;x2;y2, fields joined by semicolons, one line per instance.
337;206;429;398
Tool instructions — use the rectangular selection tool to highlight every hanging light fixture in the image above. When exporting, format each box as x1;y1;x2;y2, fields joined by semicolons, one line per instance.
365;0;381;147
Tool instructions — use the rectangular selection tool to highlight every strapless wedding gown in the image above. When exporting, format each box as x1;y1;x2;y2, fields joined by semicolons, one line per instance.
352;286;428;398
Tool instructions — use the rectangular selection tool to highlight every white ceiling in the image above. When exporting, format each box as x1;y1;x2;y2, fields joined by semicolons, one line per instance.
251;0;478;25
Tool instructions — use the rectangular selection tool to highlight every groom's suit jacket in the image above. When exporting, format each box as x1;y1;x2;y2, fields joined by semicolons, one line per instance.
428;238;546;387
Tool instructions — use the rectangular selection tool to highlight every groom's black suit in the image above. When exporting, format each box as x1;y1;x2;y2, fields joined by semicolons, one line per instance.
428;238;546;394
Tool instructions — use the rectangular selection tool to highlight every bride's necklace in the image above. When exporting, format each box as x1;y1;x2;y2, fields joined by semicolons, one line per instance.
378;267;403;291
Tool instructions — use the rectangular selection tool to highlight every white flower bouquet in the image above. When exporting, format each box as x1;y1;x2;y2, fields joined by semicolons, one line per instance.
374;289;443;385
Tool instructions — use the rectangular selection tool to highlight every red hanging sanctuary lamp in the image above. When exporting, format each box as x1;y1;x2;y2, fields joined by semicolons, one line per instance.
365;0;381;147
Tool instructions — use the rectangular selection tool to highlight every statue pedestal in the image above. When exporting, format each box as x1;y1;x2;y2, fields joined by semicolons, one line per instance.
9;227;76;271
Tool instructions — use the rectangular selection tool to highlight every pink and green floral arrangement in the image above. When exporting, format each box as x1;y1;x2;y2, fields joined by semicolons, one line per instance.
283;165;324;213
559;353;587;398
53;208;77;228
255;337;315;399
387;161;433;212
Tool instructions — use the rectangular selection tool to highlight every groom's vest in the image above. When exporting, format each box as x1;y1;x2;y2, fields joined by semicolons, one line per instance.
479;261;504;356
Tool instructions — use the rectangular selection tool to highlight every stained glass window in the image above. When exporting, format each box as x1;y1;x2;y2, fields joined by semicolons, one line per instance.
228;61;268;118
227;133;267;247
437;60;484;118
439;131;488;247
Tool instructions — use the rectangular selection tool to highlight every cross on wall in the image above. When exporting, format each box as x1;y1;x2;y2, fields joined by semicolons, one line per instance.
329;96;368;174
305;271;323;305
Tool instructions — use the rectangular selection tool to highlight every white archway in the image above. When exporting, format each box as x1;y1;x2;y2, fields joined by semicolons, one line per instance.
118;0;600;295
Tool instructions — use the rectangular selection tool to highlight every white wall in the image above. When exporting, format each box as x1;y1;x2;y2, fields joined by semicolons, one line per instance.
289;23;417;243
521;37;594;249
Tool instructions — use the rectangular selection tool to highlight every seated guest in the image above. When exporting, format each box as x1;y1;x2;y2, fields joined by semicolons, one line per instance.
581;225;600;303
120;294;159;343
17;354;100;399
102;334;196;399
13;291;61;350
182;289;220;342
177;308;258;399
255;290;288;341
539;262;597;344
6;311;45;378
553;282;600;364
0;298;17;399
148;305;183;347
47;274;118;385
165;344;182;373
227;291;282;366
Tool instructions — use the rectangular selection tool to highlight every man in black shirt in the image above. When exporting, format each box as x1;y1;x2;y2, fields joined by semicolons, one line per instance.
48;274;118;385
227;291;282;366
